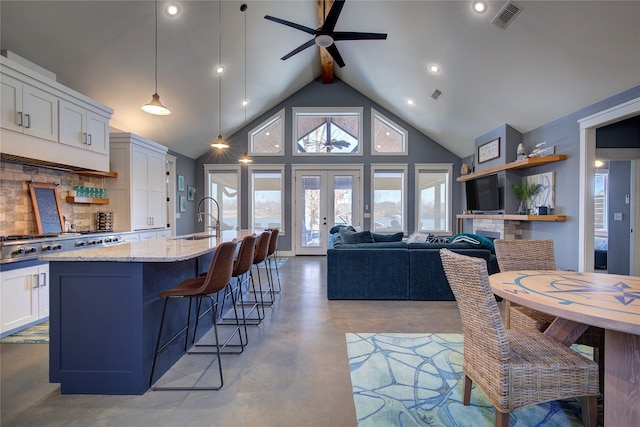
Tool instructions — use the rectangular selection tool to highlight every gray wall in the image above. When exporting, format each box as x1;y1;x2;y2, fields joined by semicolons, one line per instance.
607;161;631;274
520;85;640;270
169;150;197;236
195;78;462;252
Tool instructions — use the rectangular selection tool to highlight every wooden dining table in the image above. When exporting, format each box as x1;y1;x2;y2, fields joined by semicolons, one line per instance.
489;270;640;427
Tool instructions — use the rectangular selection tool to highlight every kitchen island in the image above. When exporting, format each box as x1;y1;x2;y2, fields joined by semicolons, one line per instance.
41;234;235;395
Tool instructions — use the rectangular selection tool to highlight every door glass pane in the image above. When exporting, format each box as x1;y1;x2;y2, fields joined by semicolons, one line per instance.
417;171;449;233
333;175;353;226
301;176;320;247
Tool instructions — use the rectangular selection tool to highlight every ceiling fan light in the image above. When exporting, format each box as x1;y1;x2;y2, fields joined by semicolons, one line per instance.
141;93;171;115
315;34;334;48
211;134;229;149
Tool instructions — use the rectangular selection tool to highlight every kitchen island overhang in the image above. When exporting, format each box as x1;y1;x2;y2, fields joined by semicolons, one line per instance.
42;235;235;395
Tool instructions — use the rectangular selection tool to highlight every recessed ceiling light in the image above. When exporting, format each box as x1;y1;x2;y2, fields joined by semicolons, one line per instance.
165;3;180;16
472;1;487;14
407;99;415;106
215;65;224;74
428;64;440;74
241;99;249;107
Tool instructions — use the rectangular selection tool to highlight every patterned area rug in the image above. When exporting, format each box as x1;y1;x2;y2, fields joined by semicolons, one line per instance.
347;333;594;427
0;321;49;344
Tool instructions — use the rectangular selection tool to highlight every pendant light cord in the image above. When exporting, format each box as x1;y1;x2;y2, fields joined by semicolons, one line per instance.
154;0;158;93
218;0;222;136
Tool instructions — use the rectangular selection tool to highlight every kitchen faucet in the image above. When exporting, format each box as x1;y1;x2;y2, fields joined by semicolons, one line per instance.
196;197;221;237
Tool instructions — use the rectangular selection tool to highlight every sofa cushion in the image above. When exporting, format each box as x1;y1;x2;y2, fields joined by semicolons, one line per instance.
449;233;494;251
372;232;404;243
333;241;408;249
340;228;375;244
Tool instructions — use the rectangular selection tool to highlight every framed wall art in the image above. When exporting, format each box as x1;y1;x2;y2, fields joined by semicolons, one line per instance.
478;137;500;163
177;175;185;192
179;196;187;212
187;186;196;201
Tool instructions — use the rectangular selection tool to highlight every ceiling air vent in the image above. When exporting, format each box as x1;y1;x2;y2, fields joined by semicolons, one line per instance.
431;89;443;100
492;1;523;29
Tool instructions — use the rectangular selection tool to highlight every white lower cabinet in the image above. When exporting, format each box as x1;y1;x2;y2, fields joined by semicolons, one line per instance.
0;264;49;335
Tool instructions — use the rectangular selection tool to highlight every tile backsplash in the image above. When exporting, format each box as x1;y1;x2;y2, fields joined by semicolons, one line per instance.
0;160;106;235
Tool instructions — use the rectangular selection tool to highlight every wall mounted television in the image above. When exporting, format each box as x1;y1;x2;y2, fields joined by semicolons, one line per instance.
465;174;502;213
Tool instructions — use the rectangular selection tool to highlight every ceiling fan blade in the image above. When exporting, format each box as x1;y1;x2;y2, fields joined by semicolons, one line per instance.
326;44;345;68
333;32;388;41
281;39;316;60
264;15;316;35
321;0;345;33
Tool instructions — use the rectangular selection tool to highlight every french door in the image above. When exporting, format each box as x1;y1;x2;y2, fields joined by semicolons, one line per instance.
293;166;362;255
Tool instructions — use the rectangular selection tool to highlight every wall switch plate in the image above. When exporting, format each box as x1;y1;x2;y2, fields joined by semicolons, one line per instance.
614;212;623;220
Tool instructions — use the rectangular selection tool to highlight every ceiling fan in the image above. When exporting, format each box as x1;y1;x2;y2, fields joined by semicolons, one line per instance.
264;0;387;68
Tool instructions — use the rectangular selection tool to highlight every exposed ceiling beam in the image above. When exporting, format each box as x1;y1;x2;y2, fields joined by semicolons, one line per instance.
317;0;334;83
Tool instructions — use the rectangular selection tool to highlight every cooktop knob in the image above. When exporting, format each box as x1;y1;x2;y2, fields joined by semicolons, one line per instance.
12;248;25;255
42;244;53;251
75;241;85;247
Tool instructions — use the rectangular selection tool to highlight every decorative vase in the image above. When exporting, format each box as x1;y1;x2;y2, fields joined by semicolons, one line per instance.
517;200;526;215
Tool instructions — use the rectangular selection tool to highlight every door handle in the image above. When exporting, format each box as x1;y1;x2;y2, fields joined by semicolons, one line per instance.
87;134;92;145
24;114;31;128
17;112;23;126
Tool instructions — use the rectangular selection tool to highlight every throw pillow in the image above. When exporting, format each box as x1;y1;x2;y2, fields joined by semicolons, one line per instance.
449;233;494;250
407;232;429;243
426;234;450;243
330;224;355;234
339;228;375;244
371;232;404;243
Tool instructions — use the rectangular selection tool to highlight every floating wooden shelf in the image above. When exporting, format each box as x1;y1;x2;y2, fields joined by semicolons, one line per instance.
456;214;566;222
66;196;109;204
457;154;567;182
74;170;118;178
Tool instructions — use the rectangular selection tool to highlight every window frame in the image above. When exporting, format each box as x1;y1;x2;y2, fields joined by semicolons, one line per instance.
248;108;285;156
248;164;286;234
414;163;453;235
370;163;408;234
370;108;408;156
292;106;364;157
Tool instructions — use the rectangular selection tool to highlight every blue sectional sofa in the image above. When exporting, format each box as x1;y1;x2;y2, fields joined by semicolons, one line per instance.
326;240;499;300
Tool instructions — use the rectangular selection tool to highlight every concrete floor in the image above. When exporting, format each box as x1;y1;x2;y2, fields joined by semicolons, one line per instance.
1;256;465;427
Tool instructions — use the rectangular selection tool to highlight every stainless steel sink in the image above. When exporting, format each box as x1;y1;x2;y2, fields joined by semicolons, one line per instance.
175;235;216;241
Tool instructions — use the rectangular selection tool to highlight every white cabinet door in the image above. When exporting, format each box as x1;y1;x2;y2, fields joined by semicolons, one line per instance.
59;99;86;148
0;266;39;334
132;148;150;230
0;74;24;133
21;83;58;142
36;265;49;319
147;151;166;228
86;111;109;155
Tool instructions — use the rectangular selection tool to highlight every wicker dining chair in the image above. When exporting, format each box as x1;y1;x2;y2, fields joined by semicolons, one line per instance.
493;239;605;351
440;249;599;427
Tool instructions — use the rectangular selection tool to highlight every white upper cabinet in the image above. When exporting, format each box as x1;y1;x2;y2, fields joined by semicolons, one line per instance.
0;54;113;171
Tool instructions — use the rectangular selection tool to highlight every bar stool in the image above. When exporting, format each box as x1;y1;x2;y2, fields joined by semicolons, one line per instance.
220;234;263;329
266;228;282;293
149;241;241;391
248;231;274;307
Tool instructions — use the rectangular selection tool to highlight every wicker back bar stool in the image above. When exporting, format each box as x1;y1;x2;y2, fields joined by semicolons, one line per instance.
149;241;242;391
440;249;599;427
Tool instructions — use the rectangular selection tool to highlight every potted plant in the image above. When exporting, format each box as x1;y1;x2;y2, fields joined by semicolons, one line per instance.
511;180;541;214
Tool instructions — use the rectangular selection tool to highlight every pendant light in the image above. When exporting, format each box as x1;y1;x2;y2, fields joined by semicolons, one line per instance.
238;4;253;164
211;0;229;149
142;0;171;115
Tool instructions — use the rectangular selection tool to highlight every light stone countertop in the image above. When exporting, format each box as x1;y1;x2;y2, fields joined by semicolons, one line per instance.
38;231;251;262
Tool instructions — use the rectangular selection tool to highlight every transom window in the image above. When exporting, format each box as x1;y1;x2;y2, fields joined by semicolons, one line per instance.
293;107;363;155
371;108;408;155
249;109;284;156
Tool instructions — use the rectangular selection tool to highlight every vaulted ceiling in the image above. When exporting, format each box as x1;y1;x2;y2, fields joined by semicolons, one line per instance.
1;1;638;159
